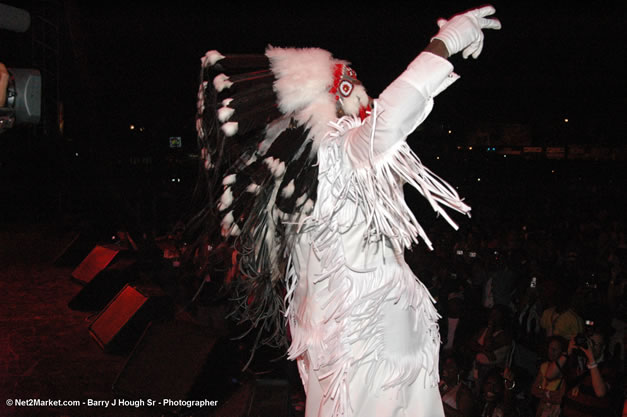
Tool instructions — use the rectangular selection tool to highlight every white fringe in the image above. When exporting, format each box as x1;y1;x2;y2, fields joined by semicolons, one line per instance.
285;110;469;416
286;229;441;416
326;110;470;251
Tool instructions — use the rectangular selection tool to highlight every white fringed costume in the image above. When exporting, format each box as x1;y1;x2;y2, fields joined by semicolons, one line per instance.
284;52;470;417
195;6;502;414
196;46;472;417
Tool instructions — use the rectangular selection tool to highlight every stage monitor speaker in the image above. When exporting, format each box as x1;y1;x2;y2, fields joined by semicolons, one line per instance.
113;320;242;415
68;257;136;311
88;284;174;353
71;244;121;284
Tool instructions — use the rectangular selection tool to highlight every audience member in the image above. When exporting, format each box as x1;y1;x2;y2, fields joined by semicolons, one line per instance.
547;326;618;417
539;287;583;341
440;354;475;417
466;304;513;383
483;251;517;310
404;166;626;416
477;367;516;417
530;336;567;417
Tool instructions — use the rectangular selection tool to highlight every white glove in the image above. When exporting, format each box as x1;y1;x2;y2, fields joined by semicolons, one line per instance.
432;5;501;59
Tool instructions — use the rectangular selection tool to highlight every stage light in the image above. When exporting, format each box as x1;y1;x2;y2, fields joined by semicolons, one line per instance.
130;124;135;130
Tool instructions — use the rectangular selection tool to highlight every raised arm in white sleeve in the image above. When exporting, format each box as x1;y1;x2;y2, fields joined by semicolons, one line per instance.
345;5;500;167
345;51;458;166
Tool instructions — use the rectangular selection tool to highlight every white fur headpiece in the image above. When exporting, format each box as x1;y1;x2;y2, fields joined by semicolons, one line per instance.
265;46;368;142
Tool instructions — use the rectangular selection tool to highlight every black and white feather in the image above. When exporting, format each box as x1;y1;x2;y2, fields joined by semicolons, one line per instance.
190;47;342;356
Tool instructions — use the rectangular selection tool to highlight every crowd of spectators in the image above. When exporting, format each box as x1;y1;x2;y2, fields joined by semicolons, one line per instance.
402;163;626;416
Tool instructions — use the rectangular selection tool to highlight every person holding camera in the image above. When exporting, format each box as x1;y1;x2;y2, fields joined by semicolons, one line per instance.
545;327;618;417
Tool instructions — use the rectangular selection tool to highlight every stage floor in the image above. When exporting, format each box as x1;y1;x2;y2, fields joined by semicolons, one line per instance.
0;223;303;417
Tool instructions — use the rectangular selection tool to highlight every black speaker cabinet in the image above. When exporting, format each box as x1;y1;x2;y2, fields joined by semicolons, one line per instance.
113;320;242;415
53;231;96;267
246;378;290;417
88;284;173;353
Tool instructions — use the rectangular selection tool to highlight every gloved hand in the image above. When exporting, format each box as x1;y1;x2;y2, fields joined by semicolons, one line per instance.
432;5;501;59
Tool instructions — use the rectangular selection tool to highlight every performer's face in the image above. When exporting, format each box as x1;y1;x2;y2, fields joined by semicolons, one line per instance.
335;92;372;117
332;64;371;119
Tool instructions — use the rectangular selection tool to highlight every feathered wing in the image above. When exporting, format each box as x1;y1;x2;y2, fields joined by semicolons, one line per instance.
193;49;322;357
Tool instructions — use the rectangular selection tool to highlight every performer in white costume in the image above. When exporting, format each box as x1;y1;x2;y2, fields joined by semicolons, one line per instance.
192;5;500;417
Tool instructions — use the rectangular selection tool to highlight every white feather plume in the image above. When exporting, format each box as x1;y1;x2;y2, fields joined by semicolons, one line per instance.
246;183;261;194
302;198;314;214
202;50;225;67
222;122;239;137
218;106;234;122
218;187;233;211
222;174;236;185
213;74;233;92
222;210;234;227
230;223;241;236
266;46;346;113
281;179;295;198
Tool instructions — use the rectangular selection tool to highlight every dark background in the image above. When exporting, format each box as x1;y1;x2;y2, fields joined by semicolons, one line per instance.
2;2;624;136
0;1;625;234
57;2;627;135
0;5;625;416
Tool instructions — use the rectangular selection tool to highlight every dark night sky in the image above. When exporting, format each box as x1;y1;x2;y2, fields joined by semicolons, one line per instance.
1;2;625;141
0;2;625;231
66;2;626;139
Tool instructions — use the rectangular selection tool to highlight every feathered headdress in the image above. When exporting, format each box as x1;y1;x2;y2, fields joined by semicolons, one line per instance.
192;46;366;359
